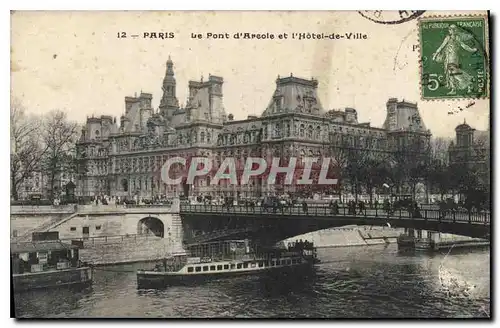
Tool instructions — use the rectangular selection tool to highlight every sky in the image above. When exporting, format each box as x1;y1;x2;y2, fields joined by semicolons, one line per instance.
10;10;490;137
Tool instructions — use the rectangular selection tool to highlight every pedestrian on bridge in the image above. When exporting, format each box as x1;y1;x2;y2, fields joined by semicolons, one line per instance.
358;201;365;215
330;200;339;215
412;202;422;218
302;201;308;214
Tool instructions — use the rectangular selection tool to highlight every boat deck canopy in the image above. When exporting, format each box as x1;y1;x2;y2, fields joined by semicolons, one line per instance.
10;241;79;254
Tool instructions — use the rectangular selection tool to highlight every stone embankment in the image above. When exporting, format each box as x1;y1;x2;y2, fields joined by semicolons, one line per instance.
284;226;402;248
73;235;184;266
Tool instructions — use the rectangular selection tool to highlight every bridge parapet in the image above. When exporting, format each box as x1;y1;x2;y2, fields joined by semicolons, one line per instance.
10;205;76;215
75;205;177;215
180;204;490;226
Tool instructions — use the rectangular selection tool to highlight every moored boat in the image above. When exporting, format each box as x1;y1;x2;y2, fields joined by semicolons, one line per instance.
137;239;319;289
11;240;93;292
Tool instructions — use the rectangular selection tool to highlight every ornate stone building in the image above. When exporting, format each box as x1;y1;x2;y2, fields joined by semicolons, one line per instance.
16;169;76;200
75;58;431;199
448;121;490;190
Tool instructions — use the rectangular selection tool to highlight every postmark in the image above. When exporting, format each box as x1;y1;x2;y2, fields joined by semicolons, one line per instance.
419;15;489;100
358;11;425;25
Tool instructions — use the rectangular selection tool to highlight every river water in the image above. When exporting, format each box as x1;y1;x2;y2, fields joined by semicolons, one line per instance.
13;245;490;318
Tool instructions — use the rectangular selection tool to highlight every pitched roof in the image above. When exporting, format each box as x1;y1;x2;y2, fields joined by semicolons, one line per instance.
262;76;324;117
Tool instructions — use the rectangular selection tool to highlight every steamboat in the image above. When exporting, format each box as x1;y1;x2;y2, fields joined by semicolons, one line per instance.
137;239;319;289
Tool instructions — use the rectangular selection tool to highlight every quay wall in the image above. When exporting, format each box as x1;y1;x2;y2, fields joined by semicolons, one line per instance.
284;226;403;248
48;212;174;239
436;233;487;242
75;235;184;266
10;205;185;266
10;206;181;240
10;214;72;239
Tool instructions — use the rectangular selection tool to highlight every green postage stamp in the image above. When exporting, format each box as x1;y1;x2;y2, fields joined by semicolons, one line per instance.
419;16;489;100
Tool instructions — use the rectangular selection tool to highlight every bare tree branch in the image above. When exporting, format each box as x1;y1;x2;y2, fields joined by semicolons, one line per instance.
40;110;79;199
10;98;47;200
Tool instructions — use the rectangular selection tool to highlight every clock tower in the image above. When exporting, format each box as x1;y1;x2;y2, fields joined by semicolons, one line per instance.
159;56;179;118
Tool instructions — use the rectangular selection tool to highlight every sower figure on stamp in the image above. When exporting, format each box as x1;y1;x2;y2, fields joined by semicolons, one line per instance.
432;25;478;95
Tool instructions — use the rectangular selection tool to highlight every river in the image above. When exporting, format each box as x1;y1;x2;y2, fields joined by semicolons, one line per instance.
13;245;490;318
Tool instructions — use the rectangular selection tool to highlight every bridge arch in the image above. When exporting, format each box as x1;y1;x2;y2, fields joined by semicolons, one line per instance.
137;216;164;237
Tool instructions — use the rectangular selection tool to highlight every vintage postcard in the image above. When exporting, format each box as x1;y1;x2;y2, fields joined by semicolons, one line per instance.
10;10;490;319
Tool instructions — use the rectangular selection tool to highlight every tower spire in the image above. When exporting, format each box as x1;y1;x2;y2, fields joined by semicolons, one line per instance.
159;56;179;116
166;55;174;76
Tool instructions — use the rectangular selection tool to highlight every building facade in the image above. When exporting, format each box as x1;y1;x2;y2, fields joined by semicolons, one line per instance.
15;170;76;200
75;58;431;199
448;121;490;190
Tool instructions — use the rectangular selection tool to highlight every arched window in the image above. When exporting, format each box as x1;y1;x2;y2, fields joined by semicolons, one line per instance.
300;124;305;138
200;132;205;143
121;179;128;192
286;122;291;137
307;125;313;139
315;126;321;139
207;133;211;143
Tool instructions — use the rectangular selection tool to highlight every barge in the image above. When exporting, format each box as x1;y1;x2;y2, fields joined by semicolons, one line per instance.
137;239;319;289
11;240;93;292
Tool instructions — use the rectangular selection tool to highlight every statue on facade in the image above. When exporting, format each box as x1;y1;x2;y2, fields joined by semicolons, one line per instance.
274;123;281;138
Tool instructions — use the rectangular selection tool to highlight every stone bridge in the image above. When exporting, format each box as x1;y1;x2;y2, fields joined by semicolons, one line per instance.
179;204;491;246
11;202;491;248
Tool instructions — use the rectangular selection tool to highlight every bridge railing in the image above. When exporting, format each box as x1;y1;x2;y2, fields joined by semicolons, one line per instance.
125;203;173;208
10;205;76;215
179;204;490;225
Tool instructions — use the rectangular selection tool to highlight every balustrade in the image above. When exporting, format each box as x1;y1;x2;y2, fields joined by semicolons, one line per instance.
179;204;490;225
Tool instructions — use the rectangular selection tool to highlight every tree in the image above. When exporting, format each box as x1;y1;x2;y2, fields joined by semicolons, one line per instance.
360;155;390;204
328;137;351;201
425;137;453;201
427;160;452;200
430;136;452;165
449;162;482;199
41;110;79;200
389;133;430;198
344;148;370;202
10;99;46;200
